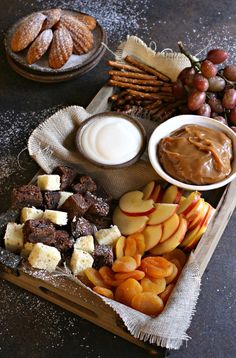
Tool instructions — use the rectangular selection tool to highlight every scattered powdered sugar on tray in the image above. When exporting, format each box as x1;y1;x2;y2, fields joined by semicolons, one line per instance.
19;0;154;45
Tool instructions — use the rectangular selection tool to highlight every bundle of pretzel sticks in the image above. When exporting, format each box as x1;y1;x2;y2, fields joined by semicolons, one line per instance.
107;56;184;122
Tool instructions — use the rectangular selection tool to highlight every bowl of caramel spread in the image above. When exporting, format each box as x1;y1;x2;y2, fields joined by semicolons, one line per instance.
148;115;236;191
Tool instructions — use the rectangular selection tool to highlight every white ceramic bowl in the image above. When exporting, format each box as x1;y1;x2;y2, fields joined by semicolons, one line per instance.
148;114;236;191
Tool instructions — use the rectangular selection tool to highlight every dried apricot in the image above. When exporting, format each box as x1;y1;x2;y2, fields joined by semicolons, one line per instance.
127;233;145;255
141;277;166;295
124;237;137;256
131;292;164;316
112;256;137;273
159;283;175;304
84;267;110;288
165;263;178;284
163;248;187;268
115;278;143;306
115;270;145;282
115;236;126;259
140;256;173;279
93;286;114;299
134;254;142;267
99;266;122;287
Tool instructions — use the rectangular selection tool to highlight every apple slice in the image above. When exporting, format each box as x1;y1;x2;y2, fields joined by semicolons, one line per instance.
143;224;162;251
188;201;209;230
182;204;216;251
160;213;180;242
142;181;156;200
150;216;188;255
113;206;148;235
162;185;182;204
185;198;205;221
177;191;201;216
179;196;186;204
148;203;178;225
119;190;155;216
150;184;163;202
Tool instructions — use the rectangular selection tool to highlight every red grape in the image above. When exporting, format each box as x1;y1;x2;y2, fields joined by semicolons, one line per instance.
228;108;236;125
207;97;224;113
172;80;186;98
177;67;195;83
187;90;206;111
213;116;228;125
223;65;236;81
200;60;217;78
193;74;209;92
206;49;228;64
222;88;236;109
196;103;211;117
208;76;225;92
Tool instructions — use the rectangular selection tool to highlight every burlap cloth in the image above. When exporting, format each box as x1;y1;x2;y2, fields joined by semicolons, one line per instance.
28;36;201;349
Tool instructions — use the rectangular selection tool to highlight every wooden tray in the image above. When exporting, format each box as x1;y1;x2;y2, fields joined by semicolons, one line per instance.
1;85;236;354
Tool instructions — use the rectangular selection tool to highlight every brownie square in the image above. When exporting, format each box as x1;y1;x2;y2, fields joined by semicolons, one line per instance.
84;192;110;217
43;191;60;209
23;219;55;244
71;217;97;238
71;175;97;194
53;230;74;254
12;185;43;209
84;214;112;230
61;193;90;219
53;166;77;190
93;244;114;269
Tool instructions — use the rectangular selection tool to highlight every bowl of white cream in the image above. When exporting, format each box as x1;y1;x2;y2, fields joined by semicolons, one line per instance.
76;112;146;168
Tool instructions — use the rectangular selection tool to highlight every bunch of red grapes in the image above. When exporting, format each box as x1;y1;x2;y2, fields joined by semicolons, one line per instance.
173;48;236;129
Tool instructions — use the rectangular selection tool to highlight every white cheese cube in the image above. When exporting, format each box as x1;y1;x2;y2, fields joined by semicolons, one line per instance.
28;243;61;272
37;174;60;191
21;207;44;223
4;222;24;253
95;225;121;246
70;250;94;275
21;242;35;258
43;209;68;226
58;191;73;208
74;235;94;254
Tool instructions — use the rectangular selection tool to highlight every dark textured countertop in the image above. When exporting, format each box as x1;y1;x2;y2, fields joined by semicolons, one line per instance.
0;1;235;357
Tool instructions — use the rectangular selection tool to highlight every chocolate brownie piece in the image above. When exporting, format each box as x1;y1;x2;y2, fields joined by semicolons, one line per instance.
61;193;90;219
93;244;114;269
53;166;77;190
23;219;55;244
71;175;97;194
53;230;74;254
84;192;110;217
95;185;112;203
43;191;60;209
71;217;97;238
12;185;43;209
84;214;112;230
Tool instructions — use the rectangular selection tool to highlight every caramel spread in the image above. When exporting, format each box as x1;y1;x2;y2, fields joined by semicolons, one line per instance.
158;125;233;185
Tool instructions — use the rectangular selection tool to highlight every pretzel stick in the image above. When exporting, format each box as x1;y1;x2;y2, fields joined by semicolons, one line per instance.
108;79;161;93
144;99;162;110
111;75;164;86
125;56;171;82
152;108;177;122
159;86;173;93
126;89;166;100
107;60;145;73
108;70;156;80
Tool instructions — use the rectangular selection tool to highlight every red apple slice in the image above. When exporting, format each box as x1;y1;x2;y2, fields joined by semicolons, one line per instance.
143;224;162;251
183;205;216;251
142;181;156;200
177;191;201;216
150;184;163;202
185;198;205;221
150;216;188;255
160;213;180;242
119;190;155;216
148;203;178;225
162;185;182;204
188;201;209;229
113;206;148;235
